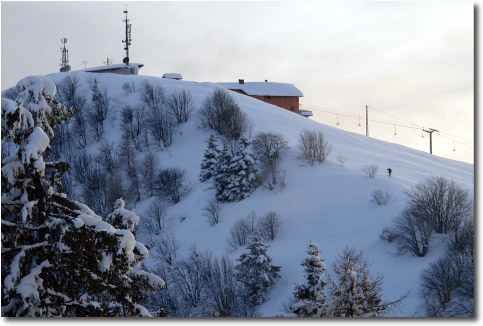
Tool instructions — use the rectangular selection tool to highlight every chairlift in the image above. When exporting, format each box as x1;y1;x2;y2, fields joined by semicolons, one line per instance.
336;114;340;125
453;140;456;152
358;115;361;127
393;124;397;135
421;128;425;138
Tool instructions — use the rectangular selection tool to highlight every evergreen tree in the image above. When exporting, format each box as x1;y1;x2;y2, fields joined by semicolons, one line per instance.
214;141;231;201
216;138;258;202
1;76;163;317
234;231;281;307
326;247;385;317
199;133;220;182
290;242;328;317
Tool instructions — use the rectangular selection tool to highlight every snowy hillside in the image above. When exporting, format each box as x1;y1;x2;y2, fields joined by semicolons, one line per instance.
35;70;474;317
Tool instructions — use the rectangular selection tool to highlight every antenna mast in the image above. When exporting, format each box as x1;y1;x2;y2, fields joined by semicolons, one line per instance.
59;38;71;72
122;7;132;65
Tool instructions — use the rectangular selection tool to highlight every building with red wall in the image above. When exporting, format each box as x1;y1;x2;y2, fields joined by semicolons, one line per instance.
218;79;304;114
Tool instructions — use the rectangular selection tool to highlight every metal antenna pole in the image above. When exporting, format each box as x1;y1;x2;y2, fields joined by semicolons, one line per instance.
365;105;369;137
122;7;132;65
423;128;439;154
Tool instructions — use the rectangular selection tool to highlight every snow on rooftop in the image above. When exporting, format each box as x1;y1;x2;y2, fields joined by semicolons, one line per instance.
82;63;144;73
217;81;303;97
162;73;182;80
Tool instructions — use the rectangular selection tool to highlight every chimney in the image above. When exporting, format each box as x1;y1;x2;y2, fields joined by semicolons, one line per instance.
239;79;244;84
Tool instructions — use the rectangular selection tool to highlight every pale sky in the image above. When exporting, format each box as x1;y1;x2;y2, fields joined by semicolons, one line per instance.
1;1;474;164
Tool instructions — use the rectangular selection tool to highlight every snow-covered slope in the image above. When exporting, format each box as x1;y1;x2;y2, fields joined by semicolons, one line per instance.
45;71;473;317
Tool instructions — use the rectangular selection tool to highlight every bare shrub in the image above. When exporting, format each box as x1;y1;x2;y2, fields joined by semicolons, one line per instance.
147;108;177;148
370;190;392;206
362;164;378;178
55;74;81;108
142;200;168;236
203;198;222;227
201;255;251;317
140;80;165;109
150;233;181;265
258;211;282;241
171;248;207;309
199;88;251;141
122;81;136;95
296;129;332;165
167;89;194;124
420;245;474;317
251;131;288;169
337;154;346;166
406;176;473;235
379;227;398;243
252;132;288;191
154;167;190;203
391;208;433;257
228;212;258;251
70;150;92;184
139;152;160;197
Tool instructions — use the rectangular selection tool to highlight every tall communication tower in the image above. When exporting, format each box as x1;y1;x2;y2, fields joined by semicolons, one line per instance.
122;7;132;65
59;38;71;72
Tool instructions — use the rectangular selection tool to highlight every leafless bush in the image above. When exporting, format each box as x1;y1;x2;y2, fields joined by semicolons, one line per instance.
258;211;281;241
296;129;332;165
406;176;473;235
139;152;160;196
379;227;398;243
98;140;118;174
252;132;288;168
150;233;181;265
391;208;433;257
201;255;251;317
370;190;392;206
122;81;136;95
337;154;346;166
140;80;165;109
252;132;288;190
147;108;177;148
362;163;378;178
199;88;252;141
167;89;194;124
228;212;258;251
70;150;92;184
154;167;190;203
55;74;81;108
203;198;222;227
420;245;473;317
171;248;207;309
142;200;168;236
121;104;147;151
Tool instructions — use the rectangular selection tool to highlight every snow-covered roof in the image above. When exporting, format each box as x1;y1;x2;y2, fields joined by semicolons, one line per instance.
300;109;313;117
217;81;303;97
162;73;183;80
82;63;144;73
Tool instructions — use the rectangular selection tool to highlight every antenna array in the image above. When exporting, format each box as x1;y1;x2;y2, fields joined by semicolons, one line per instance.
122;8;132;65
59;38;71;72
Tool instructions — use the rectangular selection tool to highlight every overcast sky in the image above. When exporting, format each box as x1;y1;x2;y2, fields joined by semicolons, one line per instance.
1;1;474;164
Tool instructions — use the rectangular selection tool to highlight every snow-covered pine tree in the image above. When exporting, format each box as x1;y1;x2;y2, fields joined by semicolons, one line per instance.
326;247;385;317
1;76;163;317
290;242;328;317
234;231;281;307
214;141;231;201
217;138;258;202
199;133;220;182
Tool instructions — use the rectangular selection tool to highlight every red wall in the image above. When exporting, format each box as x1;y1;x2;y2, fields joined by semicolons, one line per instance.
251;95;300;114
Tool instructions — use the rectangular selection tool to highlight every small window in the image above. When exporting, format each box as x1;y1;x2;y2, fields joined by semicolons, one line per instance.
290;106;295;111
266;96;271;99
